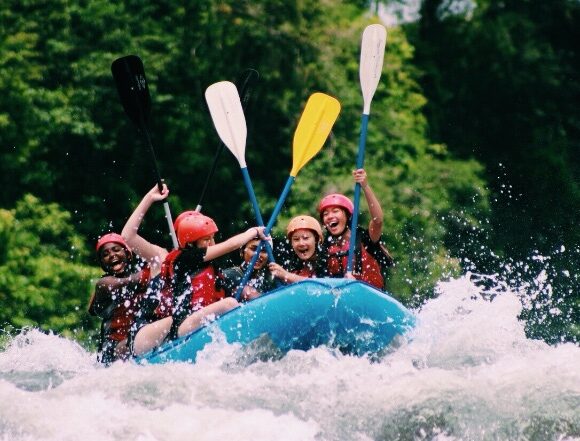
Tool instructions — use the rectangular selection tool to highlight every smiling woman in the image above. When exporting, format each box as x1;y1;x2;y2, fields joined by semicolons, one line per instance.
268;215;328;284
88;233;151;364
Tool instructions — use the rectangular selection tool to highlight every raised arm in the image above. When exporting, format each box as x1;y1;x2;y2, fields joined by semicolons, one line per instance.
353;168;383;243
204;227;269;262
121;184;170;274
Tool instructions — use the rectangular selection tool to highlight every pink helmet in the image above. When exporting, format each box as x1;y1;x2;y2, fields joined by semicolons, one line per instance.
177;214;218;247
96;233;130;253
317;193;354;217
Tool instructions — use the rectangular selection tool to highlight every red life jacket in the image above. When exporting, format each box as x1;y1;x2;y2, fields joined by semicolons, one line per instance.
293;263;316;278
326;235;384;290
156;249;180;319
188;265;225;311
105;266;151;342
158;249;225;316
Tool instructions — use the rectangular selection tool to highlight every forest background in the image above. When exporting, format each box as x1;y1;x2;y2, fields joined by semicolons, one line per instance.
0;0;578;348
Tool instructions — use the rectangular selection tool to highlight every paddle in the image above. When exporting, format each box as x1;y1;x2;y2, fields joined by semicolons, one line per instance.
111;55;178;249
195;69;259;212
346;24;387;274
234;92;341;300
204;79;277;265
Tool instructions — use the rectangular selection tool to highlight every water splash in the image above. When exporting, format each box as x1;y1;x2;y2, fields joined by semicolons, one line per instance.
0;275;578;441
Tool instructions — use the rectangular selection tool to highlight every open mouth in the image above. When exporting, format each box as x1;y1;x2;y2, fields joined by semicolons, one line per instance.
326;220;341;234
109;259;125;273
296;248;311;259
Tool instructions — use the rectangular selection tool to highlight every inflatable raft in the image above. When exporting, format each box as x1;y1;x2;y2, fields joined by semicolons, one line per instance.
137;278;415;364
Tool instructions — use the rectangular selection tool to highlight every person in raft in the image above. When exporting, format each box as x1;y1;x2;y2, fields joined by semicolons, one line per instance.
268;215;328;284
165;213;270;339
218;237;276;301
119;183;175;357
89;232;152;364
318;168;393;290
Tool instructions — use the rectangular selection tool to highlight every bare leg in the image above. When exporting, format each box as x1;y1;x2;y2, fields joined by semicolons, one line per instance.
114;338;131;361
177;297;239;338
133;316;173;356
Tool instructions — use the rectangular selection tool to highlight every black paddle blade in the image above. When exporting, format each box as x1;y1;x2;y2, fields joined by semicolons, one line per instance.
111;55;152;128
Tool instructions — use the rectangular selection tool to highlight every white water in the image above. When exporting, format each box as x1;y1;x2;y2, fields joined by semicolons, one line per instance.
1;275;578;441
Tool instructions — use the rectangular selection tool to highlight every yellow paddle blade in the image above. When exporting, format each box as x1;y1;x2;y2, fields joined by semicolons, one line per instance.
291;93;341;177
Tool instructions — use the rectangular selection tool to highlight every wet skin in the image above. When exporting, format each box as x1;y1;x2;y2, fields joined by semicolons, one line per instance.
99;242;130;275
321;206;349;237
195;235;216;248
242;238;268;270
290;229;317;261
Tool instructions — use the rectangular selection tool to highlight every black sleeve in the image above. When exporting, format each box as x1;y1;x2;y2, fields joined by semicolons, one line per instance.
358;227;394;268
173;247;206;275
358;227;373;243
217;267;243;297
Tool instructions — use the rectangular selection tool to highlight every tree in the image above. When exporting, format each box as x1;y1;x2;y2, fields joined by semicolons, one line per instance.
0;195;100;341
410;0;580;341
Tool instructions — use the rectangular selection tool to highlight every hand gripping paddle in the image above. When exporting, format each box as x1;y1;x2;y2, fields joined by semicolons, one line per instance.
346;24;387;273
234;92;341;299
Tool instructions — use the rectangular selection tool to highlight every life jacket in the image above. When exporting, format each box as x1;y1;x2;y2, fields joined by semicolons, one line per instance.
187;265;225;311
155;248;181;318
161;248;225;316
324;230;384;290
292;263;317;278
98;266;151;342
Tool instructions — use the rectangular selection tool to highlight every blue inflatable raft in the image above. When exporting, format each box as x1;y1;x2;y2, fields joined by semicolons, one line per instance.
137;278;415;364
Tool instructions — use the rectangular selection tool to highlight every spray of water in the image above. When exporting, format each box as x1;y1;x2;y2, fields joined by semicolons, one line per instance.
1;270;578;441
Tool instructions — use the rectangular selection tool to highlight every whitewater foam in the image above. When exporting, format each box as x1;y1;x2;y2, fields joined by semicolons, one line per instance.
0;274;578;441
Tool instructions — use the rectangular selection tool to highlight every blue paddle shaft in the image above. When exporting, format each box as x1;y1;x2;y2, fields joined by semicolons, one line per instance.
240;167;276;263
347;113;369;272
234;176;295;300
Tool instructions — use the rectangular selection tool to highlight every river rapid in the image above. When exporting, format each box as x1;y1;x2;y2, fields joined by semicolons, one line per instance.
1;274;578;441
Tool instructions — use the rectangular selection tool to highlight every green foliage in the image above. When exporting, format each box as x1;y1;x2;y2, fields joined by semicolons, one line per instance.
0;195;100;340
410;0;580;259
407;0;580;341
8;0;577;344
0;0;491;314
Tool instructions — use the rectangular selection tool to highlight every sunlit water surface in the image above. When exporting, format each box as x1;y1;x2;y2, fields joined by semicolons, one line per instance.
1;275;578;441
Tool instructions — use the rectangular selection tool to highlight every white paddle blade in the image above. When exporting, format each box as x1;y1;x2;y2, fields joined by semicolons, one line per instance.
205;81;247;167
359;24;387;115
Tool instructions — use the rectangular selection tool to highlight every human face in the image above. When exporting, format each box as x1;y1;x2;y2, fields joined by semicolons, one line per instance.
242;238;268;270
290;229;317;261
195;234;216;248
321;206;349;237
99;242;130;275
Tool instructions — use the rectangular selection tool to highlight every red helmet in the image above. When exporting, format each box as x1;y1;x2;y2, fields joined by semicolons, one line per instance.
95;233;131;254
286;215;323;243
317;193;354;217
177;214;218;247
173;210;200;231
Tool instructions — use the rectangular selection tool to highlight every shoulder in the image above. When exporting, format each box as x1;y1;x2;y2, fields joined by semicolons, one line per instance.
357;227;378;244
174;247;206;268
